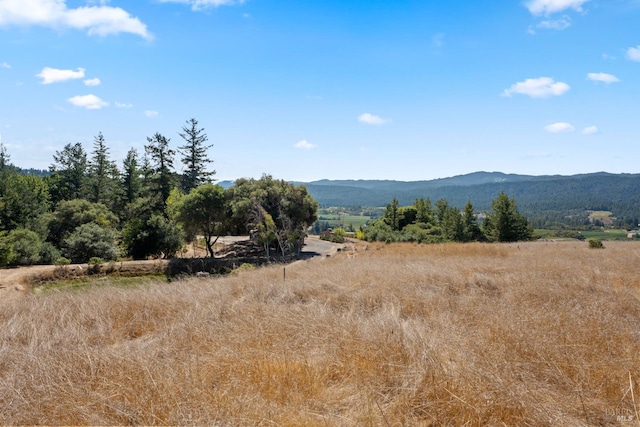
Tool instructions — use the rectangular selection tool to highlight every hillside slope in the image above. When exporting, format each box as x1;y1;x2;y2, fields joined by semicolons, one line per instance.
302;172;640;225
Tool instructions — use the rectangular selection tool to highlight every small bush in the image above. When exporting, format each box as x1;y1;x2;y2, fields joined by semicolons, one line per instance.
333;227;346;238
55;257;71;266
320;231;345;243
88;257;104;274
588;238;605;249
232;263;256;275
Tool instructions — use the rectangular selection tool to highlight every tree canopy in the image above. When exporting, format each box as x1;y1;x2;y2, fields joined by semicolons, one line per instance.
363;193;532;243
0;121;323;265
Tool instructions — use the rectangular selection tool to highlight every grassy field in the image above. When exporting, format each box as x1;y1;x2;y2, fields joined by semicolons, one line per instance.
535;228;631;240
581;229;630;240
316;214;372;230
2;241;640;425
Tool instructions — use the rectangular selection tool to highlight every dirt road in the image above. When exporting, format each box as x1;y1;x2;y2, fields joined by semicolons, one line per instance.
0;236;344;302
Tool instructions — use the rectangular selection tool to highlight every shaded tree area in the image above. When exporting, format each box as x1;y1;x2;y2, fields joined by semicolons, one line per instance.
363;193;531;243
224;175;318;257
0;125;320;266
172;184;226;258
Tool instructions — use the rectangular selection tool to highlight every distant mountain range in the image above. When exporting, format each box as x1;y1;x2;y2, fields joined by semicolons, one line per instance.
220;172;640;226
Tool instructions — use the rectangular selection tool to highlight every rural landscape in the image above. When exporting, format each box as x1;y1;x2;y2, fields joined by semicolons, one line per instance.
2;129;640;425
3;0;640;425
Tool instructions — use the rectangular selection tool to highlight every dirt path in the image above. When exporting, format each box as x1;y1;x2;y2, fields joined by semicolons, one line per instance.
0;265;57;301
0;236;348;302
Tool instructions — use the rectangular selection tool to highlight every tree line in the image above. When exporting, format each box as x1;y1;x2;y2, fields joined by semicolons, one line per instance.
362;194;532;243
302;175;640;230
0;119;318;267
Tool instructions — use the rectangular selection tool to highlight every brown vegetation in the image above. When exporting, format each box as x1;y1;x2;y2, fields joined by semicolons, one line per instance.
1;241;640;425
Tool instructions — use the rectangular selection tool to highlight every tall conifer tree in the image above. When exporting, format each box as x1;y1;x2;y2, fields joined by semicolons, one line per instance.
178;118;214;193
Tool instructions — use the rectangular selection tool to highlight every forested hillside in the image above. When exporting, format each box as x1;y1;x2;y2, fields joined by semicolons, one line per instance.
302;172;640;229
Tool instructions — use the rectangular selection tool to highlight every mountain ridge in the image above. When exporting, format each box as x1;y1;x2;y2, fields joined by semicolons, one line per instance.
195;172;640;227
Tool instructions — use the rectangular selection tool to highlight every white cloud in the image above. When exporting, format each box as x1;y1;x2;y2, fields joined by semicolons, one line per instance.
544;122;575;133
115;102;133;108
37;67;85;84
536;17;571;30
587;72;620;84
158;0;245;11
0;0;151;39
502;77;570;98
358;113;391;125
627;46;640;62
145;110;159;117
525;0;589;15
83;77;101;86
1;62;10;69
582;126;598;135
67;94;108;109
294;140;317;150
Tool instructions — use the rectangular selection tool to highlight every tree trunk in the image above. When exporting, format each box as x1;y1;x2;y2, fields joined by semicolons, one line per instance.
205;235;220;258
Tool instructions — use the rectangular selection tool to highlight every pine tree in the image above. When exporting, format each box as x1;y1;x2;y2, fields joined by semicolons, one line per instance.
87;132;119;207
178;118;214;193
442;205;464;241
49;142;87;203
121;148;141;206
145;132;176;213
0;143;10;171
414;197;435;225
483;192;532;242
462;201;483;242
384;198;400;230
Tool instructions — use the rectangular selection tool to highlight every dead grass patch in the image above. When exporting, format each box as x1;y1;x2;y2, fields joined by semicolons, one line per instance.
1;241;640;425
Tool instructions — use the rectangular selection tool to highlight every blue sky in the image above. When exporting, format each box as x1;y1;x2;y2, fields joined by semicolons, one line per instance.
1;0;639;182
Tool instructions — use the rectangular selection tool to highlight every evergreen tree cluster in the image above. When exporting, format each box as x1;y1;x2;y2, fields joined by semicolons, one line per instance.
0;120;318;266
363;193;532;243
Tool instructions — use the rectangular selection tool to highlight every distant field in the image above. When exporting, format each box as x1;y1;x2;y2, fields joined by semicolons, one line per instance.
588;210;613;219
535;228;630;240
588;210;616;226
581;229;629;240
2;241;640;425
316;214;372;229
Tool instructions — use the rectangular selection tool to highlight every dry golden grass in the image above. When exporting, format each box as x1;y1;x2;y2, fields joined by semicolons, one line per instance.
2;241;640;426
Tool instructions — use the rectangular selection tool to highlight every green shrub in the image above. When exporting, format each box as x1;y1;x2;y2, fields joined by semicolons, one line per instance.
0;232;16;267
333;227;346;238
122;215;183;260
55;257;71;266
63;223;118;263
39;242;61;265
232;263;256;275
320;233;345;243
588;238;605;249
87;257;104;274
